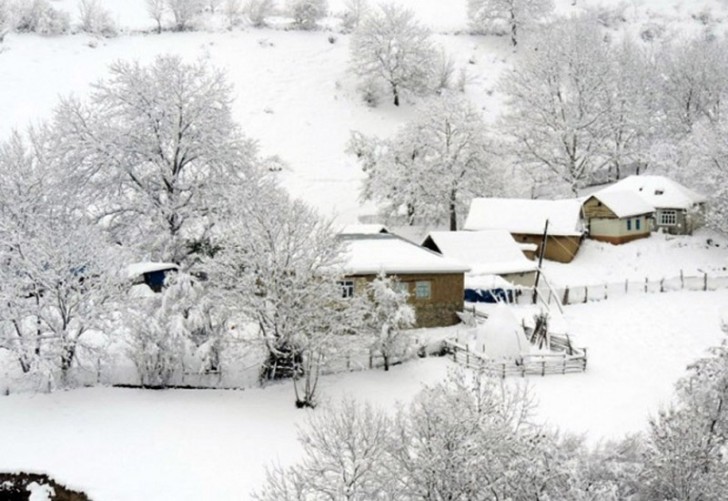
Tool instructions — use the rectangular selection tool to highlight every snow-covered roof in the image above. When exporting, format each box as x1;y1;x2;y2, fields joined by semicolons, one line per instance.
423;230;537;276
126;262;178;278
598;175;707;210
587;191;654;218
339;224;389;235
464;198;584;236
339;234;470;275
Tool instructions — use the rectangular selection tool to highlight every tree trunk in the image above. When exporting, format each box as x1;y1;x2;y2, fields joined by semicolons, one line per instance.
392;84;400;107
383;352;389;371
510;9;517;47
449;189;458;231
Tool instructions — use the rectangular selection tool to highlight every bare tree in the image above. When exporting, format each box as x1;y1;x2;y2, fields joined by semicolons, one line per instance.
499;16;612;195
146;0;165;33
166;0;203;31
77;0;117;37
52;56;261;265
341;0;368;32
244;0;273;27
350;3;437;106
467;0;554;46
349;93;497;229
287;0;327;30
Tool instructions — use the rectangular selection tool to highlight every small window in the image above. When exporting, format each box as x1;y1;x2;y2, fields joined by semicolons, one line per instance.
415;281;431;299
627;219;632;231
660;210;677;226
635;218;641;231
393;282;409;296
338;280;354;299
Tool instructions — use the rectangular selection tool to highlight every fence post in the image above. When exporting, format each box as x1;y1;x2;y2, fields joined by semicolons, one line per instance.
465;344;470;366
346;353;351;371
584;286;588;303
562;354;566;374
704;272;708;291
541;360;546;376
604;283;608;300
625;279;628;294
680;269;684;289
369;351;373;369
562;286;569;305
452;346;457;363
660;278;665;293
644;277;648;293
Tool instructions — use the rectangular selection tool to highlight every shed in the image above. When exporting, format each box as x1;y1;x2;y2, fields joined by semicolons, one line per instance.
582;191;653;244
598;175;707;235
126;262;178;293
339;233;470;328
463;198;585;263
421;230;538;287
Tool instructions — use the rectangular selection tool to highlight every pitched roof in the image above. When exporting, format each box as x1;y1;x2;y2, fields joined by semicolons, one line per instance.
423;230;537;275
587;191;654;218
126;262;178;278
464;198;584;236
339;233;470;275
598;175;706;210
339;224;389;235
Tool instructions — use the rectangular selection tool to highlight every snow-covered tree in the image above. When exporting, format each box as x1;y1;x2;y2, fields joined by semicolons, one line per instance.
0;130;121;385
287;0;327;30
77;0;117;37
52;56;261;265
341;0;368;32
253;399;393;500
244;0;273;27
499;16;612;195
125;272;228;387
641;329;728;500
146;0;166;33
166;0;202;30
13;0;70;35
467;0;554;46
350;3;438;106
349;93;497;229
0;0;12;42
210;189;352;407
362;272;414;371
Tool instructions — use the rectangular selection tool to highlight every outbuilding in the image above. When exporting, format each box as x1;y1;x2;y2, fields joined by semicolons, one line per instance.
597;175;706;235
338;233;470;328
582;191;654;244
463;198;585;263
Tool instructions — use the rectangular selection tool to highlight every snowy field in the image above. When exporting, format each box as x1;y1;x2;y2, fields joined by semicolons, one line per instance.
1;289;727;500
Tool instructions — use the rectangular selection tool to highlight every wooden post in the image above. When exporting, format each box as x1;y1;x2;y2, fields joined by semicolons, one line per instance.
563;286;570;305
541;360;546;376
346;353;351;371
680;269;684;289
644;277;648;293
704;272;709;291
625;279;628;294
532;220;550;304
465;344;470;366
584;286;588;303
604;283;608;300
562;354;566;374
660;278;665;293
369;351;373;369
452;346;457;363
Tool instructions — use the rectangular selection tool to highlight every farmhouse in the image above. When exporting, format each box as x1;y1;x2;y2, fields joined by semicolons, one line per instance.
463;198;585;263
597;175;707;235
421;230;538;287
338;233;470;328
582;191;654;244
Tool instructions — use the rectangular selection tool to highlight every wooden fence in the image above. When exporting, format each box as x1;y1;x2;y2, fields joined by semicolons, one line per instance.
443;333;587;378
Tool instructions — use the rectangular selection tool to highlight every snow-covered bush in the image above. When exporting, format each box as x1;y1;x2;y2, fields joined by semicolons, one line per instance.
0;0;12;42
14;0;70;35
340;0;367;32
467;0;553;45
166;0;203;31
287;0;327;30
244;0;273;27
77;0;117;37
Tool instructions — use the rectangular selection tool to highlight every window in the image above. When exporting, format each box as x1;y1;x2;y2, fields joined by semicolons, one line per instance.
627;219;632;231
635;218;641;231
659;210;677;226
415;281;431;299
393;281;409;296
338;280;354;299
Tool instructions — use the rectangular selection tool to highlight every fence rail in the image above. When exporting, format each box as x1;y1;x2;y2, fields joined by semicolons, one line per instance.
443;335;587;378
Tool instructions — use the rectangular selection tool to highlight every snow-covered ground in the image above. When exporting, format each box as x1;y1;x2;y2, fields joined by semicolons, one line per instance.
1;289;726;500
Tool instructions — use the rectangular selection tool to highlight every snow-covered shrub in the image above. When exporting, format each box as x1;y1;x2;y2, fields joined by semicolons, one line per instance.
14;0;70;35
0;0;12;42
78;0;117;37
166;0;203;31
340;0;367;32
244;0;273;27
287;0;327;30
467;0;553;45
222;0;242;28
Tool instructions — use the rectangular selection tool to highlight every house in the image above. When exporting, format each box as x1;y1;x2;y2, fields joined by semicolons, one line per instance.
582;191;654;244
597;175;707;235
338;233;470;328
463;198;585;263
421;230;538;287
